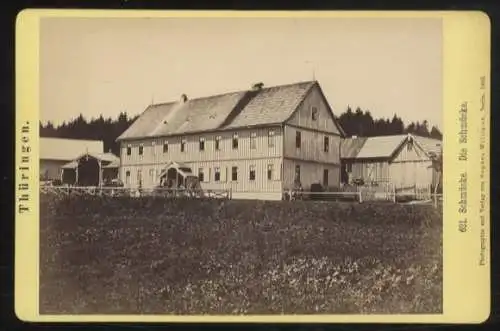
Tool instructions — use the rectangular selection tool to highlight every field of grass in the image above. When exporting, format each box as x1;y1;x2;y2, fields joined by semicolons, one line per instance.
39;193;442;315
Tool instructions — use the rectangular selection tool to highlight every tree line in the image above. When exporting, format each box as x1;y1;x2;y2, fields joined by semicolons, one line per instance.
40;106;442;156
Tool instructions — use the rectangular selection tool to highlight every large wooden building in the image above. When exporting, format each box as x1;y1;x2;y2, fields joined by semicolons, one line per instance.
40;137;103;181
340;134;442;189
116;81;345;200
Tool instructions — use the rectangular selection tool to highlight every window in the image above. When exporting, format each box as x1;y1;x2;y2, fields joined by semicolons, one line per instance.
125;170;130;184
232;133;239;149
324;136;329;152
181;138;186;152
407;141;413;151
199;137;205;151
138;145;144;156
346;162;352;172
137;170;142;186
296;131;301;148
215;136;221;150
267;164;274;180
163;141;169;153
250;132;257;149
231;166;238;181
214;167;221;182
323;169;329;187
311;107;319;120
126;145;131;156
151;141;156;155
198;168;204;182
249;165;256;181
268;130;275;147
295;165;301;182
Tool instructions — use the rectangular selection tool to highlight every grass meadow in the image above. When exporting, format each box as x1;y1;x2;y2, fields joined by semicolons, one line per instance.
39;193;442;314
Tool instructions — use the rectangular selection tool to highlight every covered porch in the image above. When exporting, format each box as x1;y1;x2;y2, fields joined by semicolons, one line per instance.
158;161;200;190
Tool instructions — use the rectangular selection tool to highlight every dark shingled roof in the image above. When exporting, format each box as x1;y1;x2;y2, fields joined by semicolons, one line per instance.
117;81;322;141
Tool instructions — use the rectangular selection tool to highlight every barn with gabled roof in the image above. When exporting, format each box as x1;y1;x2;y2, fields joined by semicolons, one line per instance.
340;133;442;189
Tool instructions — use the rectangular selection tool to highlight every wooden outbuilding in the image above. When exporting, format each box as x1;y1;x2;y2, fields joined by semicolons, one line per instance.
340;134;442;190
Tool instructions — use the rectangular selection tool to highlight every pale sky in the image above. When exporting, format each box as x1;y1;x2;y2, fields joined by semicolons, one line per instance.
40;16;443;129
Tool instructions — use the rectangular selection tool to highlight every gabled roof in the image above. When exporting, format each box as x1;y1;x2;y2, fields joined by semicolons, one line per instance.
40;137;103;161
117;81;340;141
61;152;120;169
341;134;442;160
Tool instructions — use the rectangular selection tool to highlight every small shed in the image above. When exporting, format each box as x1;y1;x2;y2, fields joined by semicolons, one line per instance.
61;152;120;186
341;134;442;189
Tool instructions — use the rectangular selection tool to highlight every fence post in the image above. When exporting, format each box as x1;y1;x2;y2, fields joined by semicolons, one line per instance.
392;184;396;203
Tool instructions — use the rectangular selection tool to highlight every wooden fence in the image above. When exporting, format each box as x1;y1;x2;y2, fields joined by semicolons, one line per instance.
39;185;232;200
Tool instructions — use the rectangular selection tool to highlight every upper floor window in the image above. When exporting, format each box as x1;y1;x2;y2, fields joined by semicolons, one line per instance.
311;107;319;121
249;165;256;181
250;132;257;149
181;138;186;152
138;145;144;156
199;137;205;151
215;136;221;150
232;133;239;149
268;130;275;147
324;136;329;152
296;131;301;149
126;145;131;156
163;141;169;153
407;141;413;152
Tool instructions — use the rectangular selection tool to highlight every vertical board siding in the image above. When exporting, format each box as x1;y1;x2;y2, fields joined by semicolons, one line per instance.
284;126;341;164
120;157;283;193
351;161;390;183
287;85;342;135
120;126;282;167
389;160;433;188
283;159;340;190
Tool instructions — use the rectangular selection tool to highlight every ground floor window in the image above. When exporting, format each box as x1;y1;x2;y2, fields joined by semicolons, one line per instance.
125;170;130;184
198;168;204;182
295;165;301;182
214;167;221;181
267;164;273;180
231;166;238;181
249;165;256;181
323;169;329;187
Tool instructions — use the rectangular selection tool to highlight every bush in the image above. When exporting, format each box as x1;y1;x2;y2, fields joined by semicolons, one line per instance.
39;192;442;315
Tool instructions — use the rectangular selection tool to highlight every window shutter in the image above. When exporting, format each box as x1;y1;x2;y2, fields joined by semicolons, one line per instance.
222;167;227;182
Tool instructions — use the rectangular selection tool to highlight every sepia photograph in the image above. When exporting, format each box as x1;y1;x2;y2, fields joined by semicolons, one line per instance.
37;16;444;315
